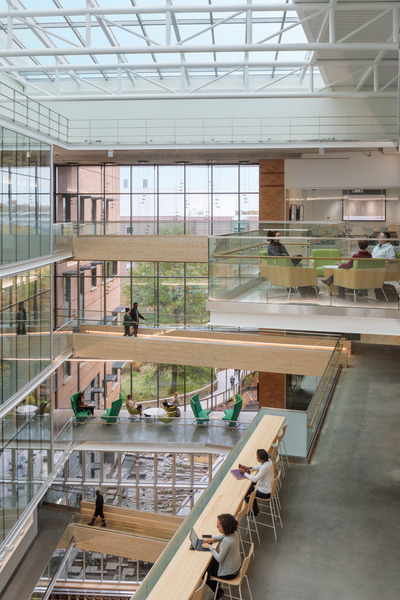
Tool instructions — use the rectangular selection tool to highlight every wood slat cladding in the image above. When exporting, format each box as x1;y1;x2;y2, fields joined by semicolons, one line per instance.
73;331;330;376
73;235;209;263
259;159;285;221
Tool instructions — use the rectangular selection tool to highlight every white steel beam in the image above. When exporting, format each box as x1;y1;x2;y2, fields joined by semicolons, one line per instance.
2;60;395;73
0;4;398;19
0;43;396;58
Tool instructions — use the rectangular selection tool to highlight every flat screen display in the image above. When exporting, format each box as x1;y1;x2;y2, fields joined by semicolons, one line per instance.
342;189;386;221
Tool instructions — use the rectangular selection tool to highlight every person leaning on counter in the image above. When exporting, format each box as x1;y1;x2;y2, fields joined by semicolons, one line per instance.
202;513;241;599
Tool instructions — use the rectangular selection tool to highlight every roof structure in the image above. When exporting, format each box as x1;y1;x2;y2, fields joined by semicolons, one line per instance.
0;0;398;101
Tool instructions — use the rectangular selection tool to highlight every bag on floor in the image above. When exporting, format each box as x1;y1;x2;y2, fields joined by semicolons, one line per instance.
375;284;399;303
297;286;319;298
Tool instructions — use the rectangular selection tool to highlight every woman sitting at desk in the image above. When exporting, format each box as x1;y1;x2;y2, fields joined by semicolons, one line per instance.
239;448;273;517
202;513;241;599
77;392;94;416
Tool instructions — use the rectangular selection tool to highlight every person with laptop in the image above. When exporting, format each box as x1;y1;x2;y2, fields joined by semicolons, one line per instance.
239;448;273;516
201;513;241;599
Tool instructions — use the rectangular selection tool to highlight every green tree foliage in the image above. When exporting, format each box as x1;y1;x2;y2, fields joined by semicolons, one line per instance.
122;261;209;394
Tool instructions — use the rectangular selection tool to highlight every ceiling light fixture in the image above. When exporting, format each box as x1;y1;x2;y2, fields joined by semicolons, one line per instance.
107;150;114;158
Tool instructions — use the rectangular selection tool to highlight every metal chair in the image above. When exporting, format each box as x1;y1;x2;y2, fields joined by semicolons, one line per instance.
236;488;260;558
278;422;290;471
211;543;254;600
256;471;282;542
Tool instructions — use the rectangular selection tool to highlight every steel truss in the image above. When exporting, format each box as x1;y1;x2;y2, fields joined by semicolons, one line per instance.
0;1;398;100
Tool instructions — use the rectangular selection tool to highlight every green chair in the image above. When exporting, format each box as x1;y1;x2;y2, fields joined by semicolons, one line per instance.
158;406;176;424
311;248;341;277
71;391;92;422
190;393;211;426
101;393;123;424
126;402;141;419
222;394;243;428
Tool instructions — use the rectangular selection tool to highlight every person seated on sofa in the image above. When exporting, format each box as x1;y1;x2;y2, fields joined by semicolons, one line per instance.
372;231;396;259
321;239;372;298
77;392;94;416
126;394;142;416
267;230;302;267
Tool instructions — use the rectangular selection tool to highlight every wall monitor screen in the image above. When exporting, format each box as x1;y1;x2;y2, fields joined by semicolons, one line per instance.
342;189;386;221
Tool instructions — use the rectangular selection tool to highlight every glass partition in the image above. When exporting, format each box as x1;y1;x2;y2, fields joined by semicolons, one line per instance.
209;232;400;310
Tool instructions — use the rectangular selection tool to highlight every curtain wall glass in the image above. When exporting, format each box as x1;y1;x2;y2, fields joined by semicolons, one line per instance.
55;163;258;235
0;266;51;405
0;126;51;265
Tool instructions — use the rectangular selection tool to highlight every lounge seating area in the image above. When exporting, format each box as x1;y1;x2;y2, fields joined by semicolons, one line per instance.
255;246;400;307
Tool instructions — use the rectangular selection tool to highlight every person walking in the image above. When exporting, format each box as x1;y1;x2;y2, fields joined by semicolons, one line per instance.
130;302;146;337
123;307;133;336
16;302;27;335
88;489;106;527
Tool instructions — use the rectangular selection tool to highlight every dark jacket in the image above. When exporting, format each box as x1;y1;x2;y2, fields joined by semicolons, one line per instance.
339;249;372;270
130;307;145;323
95;493;104;509
268;240;289;257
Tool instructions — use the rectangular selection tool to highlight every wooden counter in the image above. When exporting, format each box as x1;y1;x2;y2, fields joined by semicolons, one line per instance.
145;414;285;600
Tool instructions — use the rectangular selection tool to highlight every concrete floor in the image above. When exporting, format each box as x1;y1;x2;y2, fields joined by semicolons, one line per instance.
227;341;400;600
4;341;400;600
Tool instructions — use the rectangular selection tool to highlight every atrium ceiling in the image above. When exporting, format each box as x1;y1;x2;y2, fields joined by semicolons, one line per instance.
0;1;398;102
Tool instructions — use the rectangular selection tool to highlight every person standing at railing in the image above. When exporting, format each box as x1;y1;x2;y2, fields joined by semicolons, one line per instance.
88;489;106;527
130;302;146;337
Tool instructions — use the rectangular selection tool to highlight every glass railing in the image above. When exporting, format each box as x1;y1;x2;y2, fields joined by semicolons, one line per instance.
209;232;400;310
67;115;396;146
71;220;259;237
52;222;74;254
56;309;213;329
52;219;400;240
307;339;343;450
52;320;73;360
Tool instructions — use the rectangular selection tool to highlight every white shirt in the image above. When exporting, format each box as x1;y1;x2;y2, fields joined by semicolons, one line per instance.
244;459;273;495
372;242;396;259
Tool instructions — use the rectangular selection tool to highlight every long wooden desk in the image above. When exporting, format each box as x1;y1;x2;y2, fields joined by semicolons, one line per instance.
146;414;285;600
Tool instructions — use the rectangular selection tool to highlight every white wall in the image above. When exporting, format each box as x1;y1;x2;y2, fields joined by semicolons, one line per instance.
43;96;395;123
286;152;400;189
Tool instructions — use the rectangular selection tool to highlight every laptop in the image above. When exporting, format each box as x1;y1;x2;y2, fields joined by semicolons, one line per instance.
189;527;211;551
